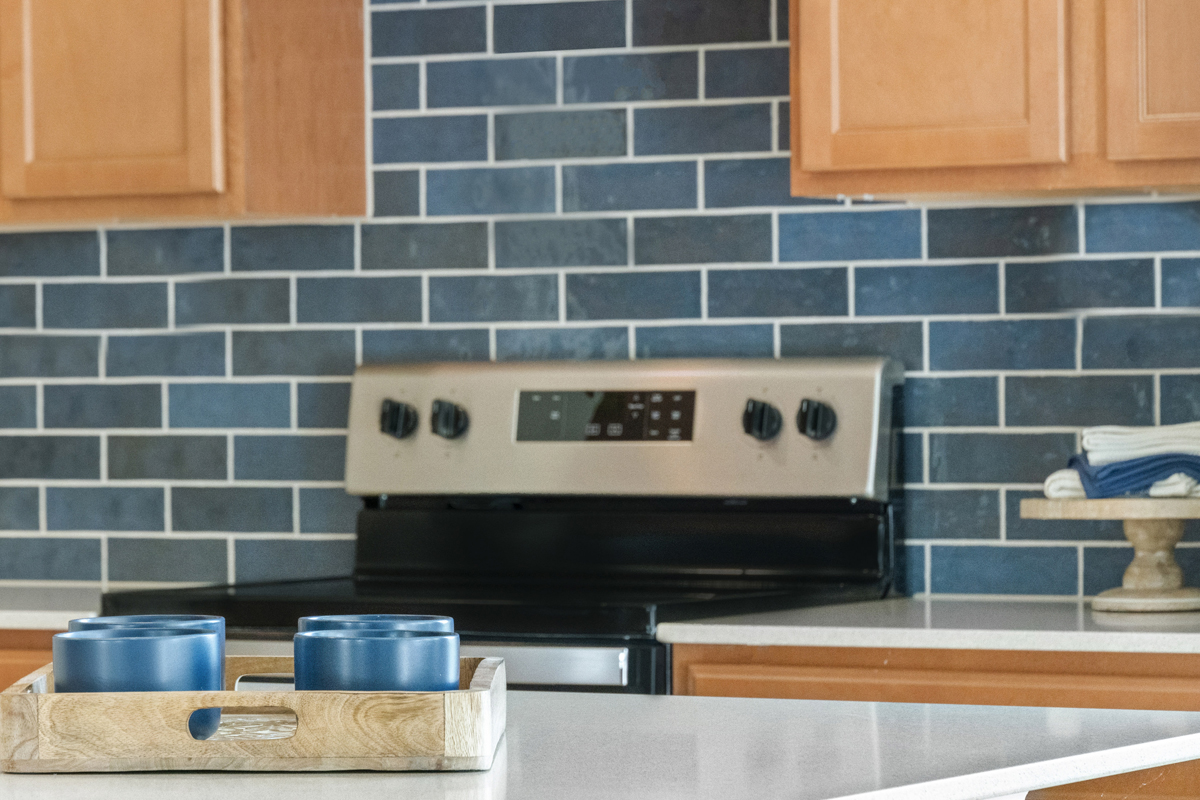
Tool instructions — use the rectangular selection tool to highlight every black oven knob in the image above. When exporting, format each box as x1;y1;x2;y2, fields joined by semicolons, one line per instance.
742;399;782;441
797;399;837;440
431;399;469;439
380;399;418;439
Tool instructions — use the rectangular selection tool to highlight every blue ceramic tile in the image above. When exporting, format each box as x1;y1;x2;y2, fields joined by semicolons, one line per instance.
1006;490;1124;541
563;162;697;212
635;215;771;264
231;226;354;272
0;232;99;277
1005;376;1153;427
235;435;347;481
0;437;99;479
106;333;226;377
0;336;98;377
496;327;629;360
778;210;921;262
635;105;771;154
108;538;227;584
362;329;490;363
0;285;35;328
634;0;770;44
901;433;923;484
47;487;164;531
855;264;998;315
0;487;37;530
106;228;223;276
929;433;1077;483
778;100;790;152
929;320;1076;370
777;0;789;39
430;274;558;322
496;110;626;160
362;222;488;270
707;268;847;317
1164;258;1200;307
931;545;1078;595
1162;375;1200;425
496;219;627;268
1082;547;1200;596
297;277;422;323
704;159;836;208
372;8;486;56
1082;315;1200;369
635;324;773;358
493;1;625;53
705;47;788;97
44;283;167;329
900;489;1000;540
232;331;357;376
373;116;488;164
169;384;290;428
44;384;161;429
902;377;998;427
1086;201;1200;253
564;53;697;102
0;538;100;581
779;322;923;370
427;58;555;107
107;435;227;480
300;489;363;534
175;279;289;325
235;539;355;582
298;383;352;428
427;167;555;215
172;487;292;532
0;386;35;428
928;205;1079;258
372;64;419;110
897;544;925;596
1006;259;1154;312
373;171;420;217
566;271;701;320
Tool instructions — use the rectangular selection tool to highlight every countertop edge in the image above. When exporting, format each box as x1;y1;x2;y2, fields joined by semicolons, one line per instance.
0;610;94;631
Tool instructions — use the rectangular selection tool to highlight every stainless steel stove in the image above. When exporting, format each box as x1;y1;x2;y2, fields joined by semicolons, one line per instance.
105;358;903;694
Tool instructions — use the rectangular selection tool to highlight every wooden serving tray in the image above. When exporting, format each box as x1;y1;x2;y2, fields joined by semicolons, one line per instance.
0;655;505;773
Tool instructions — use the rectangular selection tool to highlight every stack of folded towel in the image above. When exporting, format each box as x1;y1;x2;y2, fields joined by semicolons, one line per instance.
1044;421;1200;499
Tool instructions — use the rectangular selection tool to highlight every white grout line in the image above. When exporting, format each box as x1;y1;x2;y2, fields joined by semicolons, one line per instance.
1154;373;1162;426
363;0;376;215
227;537;236;583
1154;255;1163;307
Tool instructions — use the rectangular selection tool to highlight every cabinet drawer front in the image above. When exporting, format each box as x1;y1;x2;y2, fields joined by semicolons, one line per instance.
0;0;223;198
798;0;1067;171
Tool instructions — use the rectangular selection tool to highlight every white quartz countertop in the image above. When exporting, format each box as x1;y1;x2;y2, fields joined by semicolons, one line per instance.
656;597;1200;652
0;587;98;631
5;691;1200;800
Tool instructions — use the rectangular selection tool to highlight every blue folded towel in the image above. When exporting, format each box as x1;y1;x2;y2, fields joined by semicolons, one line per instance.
1069;453;1200;498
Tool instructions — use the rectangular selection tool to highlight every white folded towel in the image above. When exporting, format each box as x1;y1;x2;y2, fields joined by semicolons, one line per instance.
1081;420;1200;466
1043;468;1200;499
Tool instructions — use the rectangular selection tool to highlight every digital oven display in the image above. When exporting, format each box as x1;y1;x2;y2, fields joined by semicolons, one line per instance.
516;390;695;442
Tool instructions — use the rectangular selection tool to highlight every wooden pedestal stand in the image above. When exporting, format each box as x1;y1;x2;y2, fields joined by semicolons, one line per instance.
1021;498;1200;612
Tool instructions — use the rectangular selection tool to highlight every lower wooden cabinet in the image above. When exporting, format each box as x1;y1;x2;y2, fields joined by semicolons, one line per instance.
672;644;1200;710
0;630;54;690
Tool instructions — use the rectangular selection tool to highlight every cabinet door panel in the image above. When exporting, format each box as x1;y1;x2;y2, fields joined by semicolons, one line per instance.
1107;0;1200;161
798;0;1067;171
0;0;223;198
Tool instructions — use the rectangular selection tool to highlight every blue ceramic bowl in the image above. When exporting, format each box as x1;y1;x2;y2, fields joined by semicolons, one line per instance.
53;629;223;739
298;614;453;633
294;629;460;692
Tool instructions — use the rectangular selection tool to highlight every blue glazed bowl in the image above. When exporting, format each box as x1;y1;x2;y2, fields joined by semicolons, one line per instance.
298;614;454;633
294;629;460;692
53;629;223;739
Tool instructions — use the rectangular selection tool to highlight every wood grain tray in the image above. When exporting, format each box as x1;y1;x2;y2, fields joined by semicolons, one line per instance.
0;655;505;773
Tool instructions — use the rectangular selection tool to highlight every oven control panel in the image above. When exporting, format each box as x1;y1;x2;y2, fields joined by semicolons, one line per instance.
516;390;696;442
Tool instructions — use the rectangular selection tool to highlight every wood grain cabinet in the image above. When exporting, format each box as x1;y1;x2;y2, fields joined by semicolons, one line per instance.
790;0;1200;195
0;0;364;222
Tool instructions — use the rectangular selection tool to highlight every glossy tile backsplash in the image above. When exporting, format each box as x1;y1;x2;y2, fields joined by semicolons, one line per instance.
0;0;1197;596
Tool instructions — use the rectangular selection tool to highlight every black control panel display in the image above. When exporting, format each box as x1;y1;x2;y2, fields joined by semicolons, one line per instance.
516;391;695;442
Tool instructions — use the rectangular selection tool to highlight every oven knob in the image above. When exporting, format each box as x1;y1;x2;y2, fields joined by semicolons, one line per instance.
431;399;469;439
797;399;837;440
742;399;782;441
380;399;418;439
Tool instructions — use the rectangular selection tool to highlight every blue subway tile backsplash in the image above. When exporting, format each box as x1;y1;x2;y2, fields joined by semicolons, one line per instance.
1005;258;1155;312
1085;201;1200;253
563;53;698;103
632;0;771;45
493;1;626;53
563;162;697;212
495;219;627;268
927;205;1079;258
427;59;556;108
106;333;226;377
495;109;627;160
634;104;772;154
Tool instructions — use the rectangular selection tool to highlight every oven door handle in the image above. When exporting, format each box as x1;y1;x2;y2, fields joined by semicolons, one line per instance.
459;644;629;687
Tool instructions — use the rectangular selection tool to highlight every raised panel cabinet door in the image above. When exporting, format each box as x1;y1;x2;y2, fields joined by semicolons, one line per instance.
1107;0;1200;161
797;0;1068;171
0;0;223;198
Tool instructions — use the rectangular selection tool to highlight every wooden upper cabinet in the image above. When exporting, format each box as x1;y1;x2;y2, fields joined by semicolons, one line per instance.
799;0;1067;172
